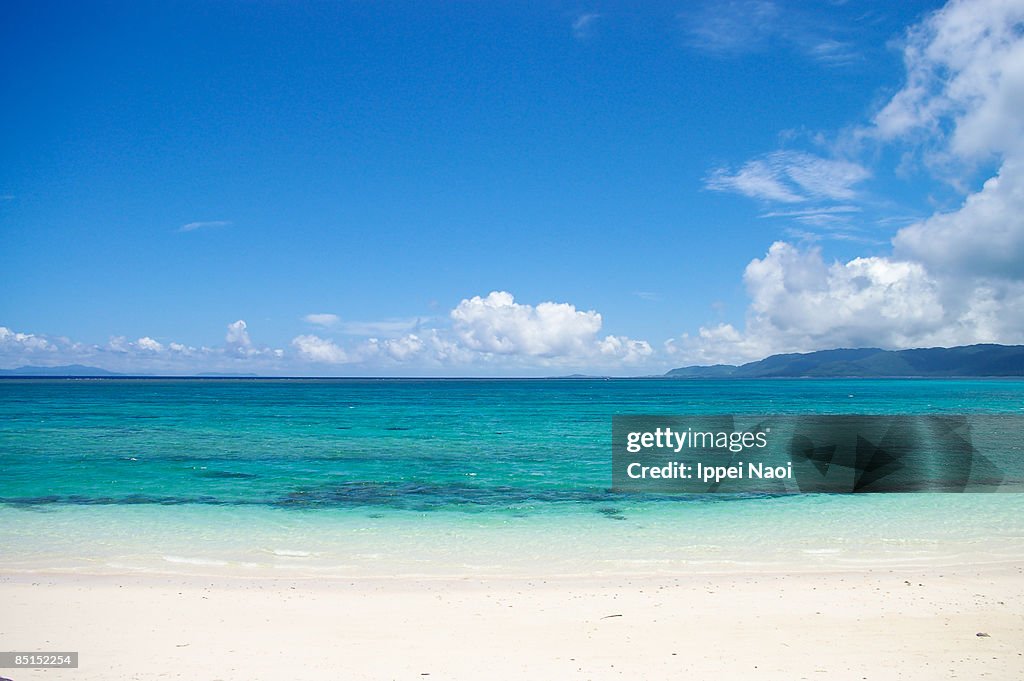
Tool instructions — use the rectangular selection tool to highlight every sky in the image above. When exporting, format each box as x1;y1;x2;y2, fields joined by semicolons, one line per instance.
2;0;1023;376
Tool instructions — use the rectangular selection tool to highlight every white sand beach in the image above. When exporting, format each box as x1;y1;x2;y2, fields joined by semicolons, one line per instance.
3;562;1022;680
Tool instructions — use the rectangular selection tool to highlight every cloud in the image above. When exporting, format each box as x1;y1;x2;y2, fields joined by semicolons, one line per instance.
707;151;870;203
673;241;1024;365
807;38;861;66
598;335;656;363
707;158;804;203
289;291;653;368
677;0;1024;364
760;204;863;227
711;242;948;358
303;313;341;328
340;317;427;337
682;0;781;55
225;320;252;348
1;322;285;373
760;205;861;218
871;0;1024;161
681;0;860;65
107;335;203;357
876;0;1024;279
292;330;464;367
179;220;231;233
633;291;661;301
292;335;350;364
136;336;164;352
449;291;652;362
572;13;600;40
223;319;283;360
893;158;1024;278
291;332;431;366
4;291;654;374
302;313;427;337
367;334;427;361
0;326;56;354
450;291;603;357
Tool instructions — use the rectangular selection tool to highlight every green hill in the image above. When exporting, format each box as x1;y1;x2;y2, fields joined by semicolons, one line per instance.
666;344;1024;378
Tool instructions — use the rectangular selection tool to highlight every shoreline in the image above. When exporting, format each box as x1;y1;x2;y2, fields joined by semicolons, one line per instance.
4;562;1022;680
3;552;1024;582
6;495;1024;581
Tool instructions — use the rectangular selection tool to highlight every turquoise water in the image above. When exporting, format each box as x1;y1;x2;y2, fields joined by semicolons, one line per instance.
2;378;1023;576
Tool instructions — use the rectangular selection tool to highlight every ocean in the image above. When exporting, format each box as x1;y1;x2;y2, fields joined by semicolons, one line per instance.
2;378;1023;577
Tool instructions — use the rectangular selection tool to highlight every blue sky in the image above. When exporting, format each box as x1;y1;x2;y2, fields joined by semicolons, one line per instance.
3;0;1023;375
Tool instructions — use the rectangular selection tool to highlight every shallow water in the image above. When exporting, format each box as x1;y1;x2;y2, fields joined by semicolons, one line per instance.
2;378;1023;576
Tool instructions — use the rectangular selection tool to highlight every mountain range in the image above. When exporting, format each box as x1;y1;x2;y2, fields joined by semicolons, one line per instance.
665;344;1024;378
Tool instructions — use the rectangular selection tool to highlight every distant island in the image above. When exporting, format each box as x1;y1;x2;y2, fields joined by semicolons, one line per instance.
0;365;258;378
666;344;1024;378
0;364;123;377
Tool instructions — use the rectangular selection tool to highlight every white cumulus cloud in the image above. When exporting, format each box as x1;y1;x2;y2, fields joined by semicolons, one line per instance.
894;159;1024;278
675;241;1024;365
450;291;603;357
448;291;652;363
136;337;164;352
291;335;350;364
0;326;56;354
225;320;252;349
872;0;1024;160
369;334;426;361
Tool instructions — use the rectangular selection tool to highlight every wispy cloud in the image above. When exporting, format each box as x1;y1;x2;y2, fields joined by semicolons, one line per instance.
706;151;869;203
339;317;430;337
571;13;601;40
760;205;861;218
707;157;804;203
682;0;780;55
760;204;863;226
680;0;861;66
303;313;341;328
807;39;860;66
179;220;231;233
780;225;885;245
